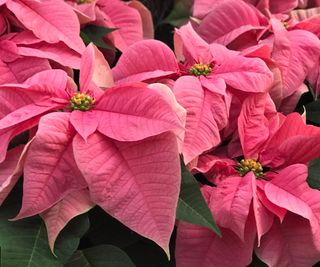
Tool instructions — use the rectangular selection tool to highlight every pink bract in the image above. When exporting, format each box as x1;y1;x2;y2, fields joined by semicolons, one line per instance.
176;93;320;265
0;43;186;254
68;0;153;52
113;23;273;164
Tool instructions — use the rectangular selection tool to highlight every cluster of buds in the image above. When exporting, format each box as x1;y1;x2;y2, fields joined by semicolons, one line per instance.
189;63;212;76
236;158;264;178
75;0;94;4
70;92;95;111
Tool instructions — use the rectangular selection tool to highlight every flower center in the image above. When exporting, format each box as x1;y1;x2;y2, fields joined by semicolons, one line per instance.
236;159;264;178
189;63;212;76
75;0;94;4
281;20;289;29
70;92;94;111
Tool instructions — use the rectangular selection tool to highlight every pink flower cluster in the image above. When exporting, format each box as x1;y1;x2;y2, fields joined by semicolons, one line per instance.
1;0;320;266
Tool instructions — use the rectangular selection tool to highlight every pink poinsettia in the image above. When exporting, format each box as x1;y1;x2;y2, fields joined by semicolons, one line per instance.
176;93;320;266
0;0;85;69
193;0;269;48
193;0;320;112
259;18;320;111
193;0;299;19
67;0;153;52
0;43;186;254
113;23;273;164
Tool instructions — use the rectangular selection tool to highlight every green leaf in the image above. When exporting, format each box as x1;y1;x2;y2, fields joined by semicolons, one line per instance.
0;189;90;267
65;245;135;267
307;158;320;189
305;99;320;125
54;214;90;263
80;25;117;50
162;0;191;27
0;202;62;267
176;158;221;236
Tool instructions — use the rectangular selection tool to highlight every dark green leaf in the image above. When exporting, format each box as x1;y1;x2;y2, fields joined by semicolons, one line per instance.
65;245;135;267
80;25;117;50
0;188;90;267
305;99;320;125
54;214;90;263
176;158;221;236
307;158;320;189
162;0;191;27
0;197;62;267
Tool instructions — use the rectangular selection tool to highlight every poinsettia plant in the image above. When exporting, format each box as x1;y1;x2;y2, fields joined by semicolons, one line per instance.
1;0;320;266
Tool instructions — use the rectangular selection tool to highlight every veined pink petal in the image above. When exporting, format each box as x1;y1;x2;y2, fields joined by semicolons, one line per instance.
213;54;273;93
270;19;320;98
0;57;50;84
0;85;44;118
128;0;154;39
6;0;85;53
260;113;320;167
251;176;274;245
6;31;41;45
193;154;237;184
256;213;320;267
0;117;39;164
175;23;213;64
147;83;186;146
210;173;254;241
14;113;87;220
192;0;221;18
176;186;256;267
24;69;69;99
0;40;19;62
97;0;143;51
199;76;231;130
68;1;96;24
238;93;269;159
292;18;320;36
80;43;113;97
268;0;299;14
95;83;184;142
197;0;267;46
256;181;287;222
0;100;60;131
112;40;179;84
175;222;255;267
18;41;81;69
173;76;224;163
278;83;308;114
41;189;94;254
73;132;180;255
0;145;26;206
264;164;320;231
70;110;99;141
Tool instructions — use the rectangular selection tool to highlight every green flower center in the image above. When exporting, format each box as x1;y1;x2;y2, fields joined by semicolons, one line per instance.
281;20;289;29
236;159;264;178
70;92;94;111
189;63;212;76
76;0;94;4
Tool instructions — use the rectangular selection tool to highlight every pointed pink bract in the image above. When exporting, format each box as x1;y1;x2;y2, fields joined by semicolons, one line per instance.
73;131;181;254
15;113;87;219
41;189;94;253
